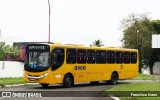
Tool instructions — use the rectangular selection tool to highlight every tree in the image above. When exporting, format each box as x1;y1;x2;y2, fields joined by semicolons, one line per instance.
91;39;104;47
121;13;155;73
148;20;160;74
152;20;160;34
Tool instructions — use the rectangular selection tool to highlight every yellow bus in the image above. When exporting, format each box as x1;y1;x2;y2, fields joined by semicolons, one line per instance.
23;43;139;88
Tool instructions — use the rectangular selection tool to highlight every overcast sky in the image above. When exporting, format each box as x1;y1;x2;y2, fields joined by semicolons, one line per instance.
0;0;160;47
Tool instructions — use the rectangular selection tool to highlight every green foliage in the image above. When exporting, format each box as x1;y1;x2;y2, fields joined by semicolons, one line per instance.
91;39;104;47
133;74;159;80
106;82;160;100
0;77;27;87
121;13;154;48
0;42;5;49
107;82;160;91
121;13;157;73
0;42;20;61
152;20;160;34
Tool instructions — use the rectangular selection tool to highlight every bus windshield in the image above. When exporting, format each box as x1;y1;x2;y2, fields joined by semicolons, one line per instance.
27;52;50;67
24;44;50;72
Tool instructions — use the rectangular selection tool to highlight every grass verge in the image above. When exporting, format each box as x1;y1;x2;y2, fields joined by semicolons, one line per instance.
105;82;160;100
133;74;159;80
0;77;27;87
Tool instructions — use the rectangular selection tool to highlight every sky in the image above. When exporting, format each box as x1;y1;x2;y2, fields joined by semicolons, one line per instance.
0;0;160;47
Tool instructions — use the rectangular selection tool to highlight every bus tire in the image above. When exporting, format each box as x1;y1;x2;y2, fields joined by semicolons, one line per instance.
63;74;73;88
109;72;118;85
90;81;99;85
41;83;49;88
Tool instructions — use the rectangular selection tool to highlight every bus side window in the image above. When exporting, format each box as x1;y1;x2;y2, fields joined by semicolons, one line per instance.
96;50;106;64
124;52;130;64
87;50;95;64
131;52;137;63
77;49;86;64
116;51;123;64
107;51;115;63
66;49;76;64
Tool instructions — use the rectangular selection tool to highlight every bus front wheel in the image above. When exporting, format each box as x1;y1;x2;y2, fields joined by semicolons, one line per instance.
63;74;73;88
41;83;49;88
109;73;118;85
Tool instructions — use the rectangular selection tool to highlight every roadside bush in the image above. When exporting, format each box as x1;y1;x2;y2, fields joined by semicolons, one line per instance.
0;42;20;61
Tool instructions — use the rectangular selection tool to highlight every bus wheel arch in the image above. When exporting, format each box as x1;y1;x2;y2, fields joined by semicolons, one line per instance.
63;73;74;88
109;71;119;85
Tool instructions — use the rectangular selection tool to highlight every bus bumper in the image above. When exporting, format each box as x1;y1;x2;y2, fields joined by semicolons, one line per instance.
23;71;63;84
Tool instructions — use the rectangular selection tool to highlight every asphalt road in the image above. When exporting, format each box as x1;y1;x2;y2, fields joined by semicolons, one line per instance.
0;80;156;100
0;82;115;100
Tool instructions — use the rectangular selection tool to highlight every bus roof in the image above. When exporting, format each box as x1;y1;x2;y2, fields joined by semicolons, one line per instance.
28;42;138;51
34;43;138;52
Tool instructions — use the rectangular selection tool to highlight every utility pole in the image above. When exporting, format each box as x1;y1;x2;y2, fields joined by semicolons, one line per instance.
137;30;139;49
0;29;1;38
48;0;51;42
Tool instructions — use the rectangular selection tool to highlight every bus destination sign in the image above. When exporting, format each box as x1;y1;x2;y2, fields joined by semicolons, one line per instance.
28;46;47;50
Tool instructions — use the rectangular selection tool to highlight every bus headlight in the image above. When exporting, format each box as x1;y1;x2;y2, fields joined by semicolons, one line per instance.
43;72;49;77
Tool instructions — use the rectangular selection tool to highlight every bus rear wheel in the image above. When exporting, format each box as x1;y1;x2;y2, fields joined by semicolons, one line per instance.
40;83;49;88
108;73;118;85
63;74;73;88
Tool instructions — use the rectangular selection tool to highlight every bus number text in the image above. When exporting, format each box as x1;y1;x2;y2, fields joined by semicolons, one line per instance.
74;66;86;70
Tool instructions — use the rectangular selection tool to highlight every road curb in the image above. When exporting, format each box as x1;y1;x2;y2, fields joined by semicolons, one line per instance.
110;96;120;100
0;83;39;88
25;83;39;85
119;79;159;83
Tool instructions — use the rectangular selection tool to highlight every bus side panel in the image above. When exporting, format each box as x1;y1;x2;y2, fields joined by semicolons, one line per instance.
119;64;130;79
71;64;112;82
85;64;114;81
118;63;139;79
50;65;67;84
74;73;87;82
74;72;111;82
118;72;126;79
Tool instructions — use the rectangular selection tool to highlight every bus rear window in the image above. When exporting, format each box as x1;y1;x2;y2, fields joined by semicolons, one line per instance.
131;52;137;63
